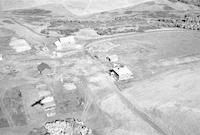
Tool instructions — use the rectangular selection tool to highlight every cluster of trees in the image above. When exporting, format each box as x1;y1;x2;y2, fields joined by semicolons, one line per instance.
169;0;200;7
95;27;138;35
157;14;200;30
13;9;51;15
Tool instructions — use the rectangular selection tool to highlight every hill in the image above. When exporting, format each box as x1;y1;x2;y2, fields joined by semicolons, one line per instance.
31;4;76;17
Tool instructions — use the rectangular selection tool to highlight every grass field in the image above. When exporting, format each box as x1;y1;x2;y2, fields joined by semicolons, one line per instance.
3;87;27;126
86;29;200;135
88;30;200;80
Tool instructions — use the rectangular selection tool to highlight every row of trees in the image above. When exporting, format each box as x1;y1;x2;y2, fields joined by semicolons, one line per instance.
157;14;200;30
169;0;200;7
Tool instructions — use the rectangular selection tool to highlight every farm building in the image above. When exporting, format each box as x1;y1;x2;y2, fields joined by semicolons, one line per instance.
54;41;62;50
54;36;76;50
43;101;56;110
9;37;31;52
109;65;133;81
59;36;75;44
37;62;51;74
42;96;56;117
106;55;118;62
41;96;54;104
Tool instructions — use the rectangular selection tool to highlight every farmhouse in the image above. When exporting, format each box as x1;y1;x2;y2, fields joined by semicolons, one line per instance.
54;36;76;50
59;36;75;44
41;96;54;104
109;65;133;81
9;37;31;52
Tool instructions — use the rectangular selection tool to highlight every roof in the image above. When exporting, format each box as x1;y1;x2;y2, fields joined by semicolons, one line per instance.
59;36;75;44
37;62;51;74
54;41;62;47
9;38;31;52
113;66;133;76
41;96;54;104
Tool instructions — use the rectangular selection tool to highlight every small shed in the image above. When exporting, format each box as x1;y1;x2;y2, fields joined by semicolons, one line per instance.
9;37;31;52
54;41;62;50
54;36;76;50
110;65;133;81
41;96;54;104
106;55;118;62
37;62;51;74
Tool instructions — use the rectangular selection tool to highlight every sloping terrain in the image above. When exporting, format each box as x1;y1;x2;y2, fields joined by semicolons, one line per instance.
0;0;159;15
87;29;200;135
29;4;76;17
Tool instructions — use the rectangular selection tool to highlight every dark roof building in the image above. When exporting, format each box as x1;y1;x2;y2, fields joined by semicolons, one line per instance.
37;62;51;74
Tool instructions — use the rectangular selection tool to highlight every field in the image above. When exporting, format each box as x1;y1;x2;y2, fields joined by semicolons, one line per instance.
86;29;200;135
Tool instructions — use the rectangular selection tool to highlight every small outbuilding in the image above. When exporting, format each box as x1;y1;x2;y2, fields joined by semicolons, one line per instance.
109;65;133;81
37;62;51;74
9;37;31;52
54;41;62;50
59;36;75;44
106;55;118;62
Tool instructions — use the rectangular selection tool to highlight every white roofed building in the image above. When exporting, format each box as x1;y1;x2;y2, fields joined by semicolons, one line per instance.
54;36;76;50
59;36;75;44
110;65;133;81
54;41;62;50
9;37;31;52
41;96;54;104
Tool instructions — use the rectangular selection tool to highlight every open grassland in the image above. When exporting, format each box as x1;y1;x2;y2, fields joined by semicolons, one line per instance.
87;30;200;135
123;62;200;135
88;30;200;80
